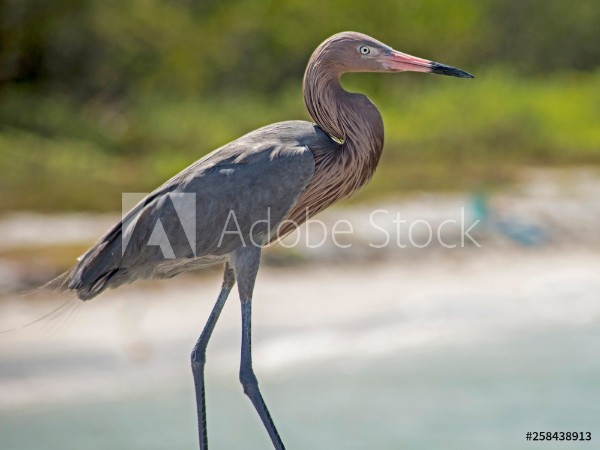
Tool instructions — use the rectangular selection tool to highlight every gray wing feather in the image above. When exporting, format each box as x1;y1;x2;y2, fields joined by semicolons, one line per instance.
67;129;315;299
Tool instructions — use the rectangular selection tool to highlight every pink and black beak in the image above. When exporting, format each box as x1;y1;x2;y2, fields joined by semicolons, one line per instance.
381;49;474;79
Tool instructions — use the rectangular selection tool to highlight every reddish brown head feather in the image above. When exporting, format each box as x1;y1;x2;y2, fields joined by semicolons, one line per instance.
276;33;385;238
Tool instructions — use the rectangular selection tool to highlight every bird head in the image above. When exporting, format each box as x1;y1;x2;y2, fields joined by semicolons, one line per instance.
317;31;474;79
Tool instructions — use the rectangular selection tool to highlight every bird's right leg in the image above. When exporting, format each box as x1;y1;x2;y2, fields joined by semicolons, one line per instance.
231;246;286;450
191;263;236;450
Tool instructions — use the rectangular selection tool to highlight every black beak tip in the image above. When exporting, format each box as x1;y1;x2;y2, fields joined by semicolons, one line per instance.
430;62;474;79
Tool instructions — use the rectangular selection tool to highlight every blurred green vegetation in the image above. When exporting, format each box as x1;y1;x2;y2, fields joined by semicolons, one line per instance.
1;0;599;212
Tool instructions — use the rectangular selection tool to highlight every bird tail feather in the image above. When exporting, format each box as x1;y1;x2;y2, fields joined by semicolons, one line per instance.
37;224;125;301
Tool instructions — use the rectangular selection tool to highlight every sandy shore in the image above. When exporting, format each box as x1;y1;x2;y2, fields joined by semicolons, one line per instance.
2;245;599;410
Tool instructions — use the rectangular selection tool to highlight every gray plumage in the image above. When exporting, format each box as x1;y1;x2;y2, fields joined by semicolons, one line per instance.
47;31;473;450
63;121;330;299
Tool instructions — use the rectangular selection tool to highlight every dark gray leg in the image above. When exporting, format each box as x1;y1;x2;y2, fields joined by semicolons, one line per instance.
191;263;235;450
231;246;285;450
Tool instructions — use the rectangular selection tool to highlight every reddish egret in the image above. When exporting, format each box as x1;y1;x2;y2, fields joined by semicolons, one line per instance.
50;32;473;449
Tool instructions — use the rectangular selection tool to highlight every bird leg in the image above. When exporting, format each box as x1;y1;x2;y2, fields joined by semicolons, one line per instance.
231;246;286;450
191;262;236;450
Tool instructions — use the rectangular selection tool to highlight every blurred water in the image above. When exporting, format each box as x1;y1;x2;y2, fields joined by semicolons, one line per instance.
2;327;599;450
1;250;599;450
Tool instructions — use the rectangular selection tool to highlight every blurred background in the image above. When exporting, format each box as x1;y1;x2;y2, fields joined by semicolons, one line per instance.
1;1;599;449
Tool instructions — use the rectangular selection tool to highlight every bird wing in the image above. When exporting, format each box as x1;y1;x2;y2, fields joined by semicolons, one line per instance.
68;137;315;298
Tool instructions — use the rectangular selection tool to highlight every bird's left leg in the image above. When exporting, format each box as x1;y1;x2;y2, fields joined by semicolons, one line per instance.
230;245;286;450
191;262;236;450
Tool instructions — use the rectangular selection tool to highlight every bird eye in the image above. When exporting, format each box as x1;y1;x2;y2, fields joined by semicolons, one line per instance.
359;45;371;55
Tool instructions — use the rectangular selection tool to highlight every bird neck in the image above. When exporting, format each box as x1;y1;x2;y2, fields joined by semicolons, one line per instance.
303;62;384;177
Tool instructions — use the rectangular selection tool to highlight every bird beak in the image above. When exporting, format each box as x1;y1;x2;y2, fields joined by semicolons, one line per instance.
381;49;474;78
